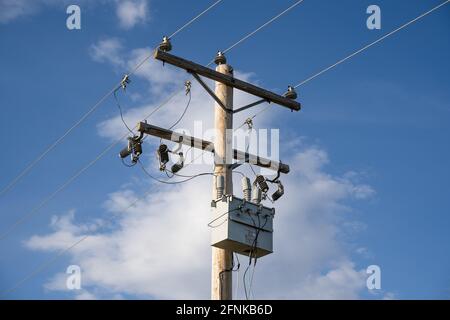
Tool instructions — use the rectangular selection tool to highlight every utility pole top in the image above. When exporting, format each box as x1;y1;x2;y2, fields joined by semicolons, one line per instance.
214;51;227;65
154;49;301;112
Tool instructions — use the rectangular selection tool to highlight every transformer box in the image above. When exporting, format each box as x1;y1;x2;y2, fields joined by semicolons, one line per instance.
210;195;275;258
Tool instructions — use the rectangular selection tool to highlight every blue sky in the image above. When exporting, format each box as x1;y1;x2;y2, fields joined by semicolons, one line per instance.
0;0;449;299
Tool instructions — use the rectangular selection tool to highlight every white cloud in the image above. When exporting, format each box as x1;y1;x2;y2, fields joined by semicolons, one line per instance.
0;0;37;23
116;0;148;29
24;36;376;298
89;38;125;67
292;261;366;299
25;141;375;299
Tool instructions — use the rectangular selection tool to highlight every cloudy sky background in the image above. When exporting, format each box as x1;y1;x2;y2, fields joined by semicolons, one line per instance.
0;0;449;299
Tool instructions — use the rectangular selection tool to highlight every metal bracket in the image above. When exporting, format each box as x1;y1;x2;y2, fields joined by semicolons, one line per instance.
191;72;230;113
233;98;268;114
190;72;278;116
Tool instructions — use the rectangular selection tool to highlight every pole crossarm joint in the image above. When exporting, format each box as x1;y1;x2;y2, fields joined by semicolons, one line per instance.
191;72;230;113
154;49;301;112
233;98;268;114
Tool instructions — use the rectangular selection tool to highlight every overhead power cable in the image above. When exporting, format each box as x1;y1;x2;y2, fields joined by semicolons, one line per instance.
114;89;135;135
248;0;450;122
169;82;192;130
0;0;224;198
293;0;449;88
0;88;183;241
0;0;310;293
222;0;305;54
6;0;447;299
0;136;217;297
138;159;214;185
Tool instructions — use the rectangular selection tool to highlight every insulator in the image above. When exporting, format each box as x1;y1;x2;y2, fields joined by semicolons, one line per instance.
159;36;172;52
271;181;285;202
133;139;142;157
119;138;132;159
216;175;224;199
185;80;191;95
241;177;251;201
252;186;262;204
214;51;227;65
171;153;184;174
120;74;130;90
284;86;298;100
157;144;170;170
254;175;269;193
119;145;131;159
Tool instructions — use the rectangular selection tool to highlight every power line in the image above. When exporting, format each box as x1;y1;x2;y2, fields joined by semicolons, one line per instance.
0;0;224;199
0;185;152;298
0;85;119;198
138;159;214;185
0;0;230;239
169;86;192;130
293;0;450;88
0;234;90;297
1;106;261;294
0;88;184;241
168;0;224;40
0;0;311;293
222;0;305;54
4;0;444;245
248;0;450;123
0;136;215;297
0;138;122;242
114;89;135;135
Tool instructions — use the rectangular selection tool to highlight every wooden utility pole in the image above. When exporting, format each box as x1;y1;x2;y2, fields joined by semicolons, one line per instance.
132;44;299;300
211;62;233;300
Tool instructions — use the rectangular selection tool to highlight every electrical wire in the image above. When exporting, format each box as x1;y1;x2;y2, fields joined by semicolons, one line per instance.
3;0;447;296
121;157;137;168
293;0;449;88
167;0;224;40
0;0;224;199
0;183;153;298
138;159;214;185
0;140;220;296
244;214;269;300
114;89;135;135
0;137;122;241
6;0;444;244
222;0;305;54
248;263;257;299
245;125;258;177
219;251;240;299
0;88;183;241
0;84;119;199
0;234;90;297
169;89;192;130
249;0;450;122
234;253;241;299
1;0;313;294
